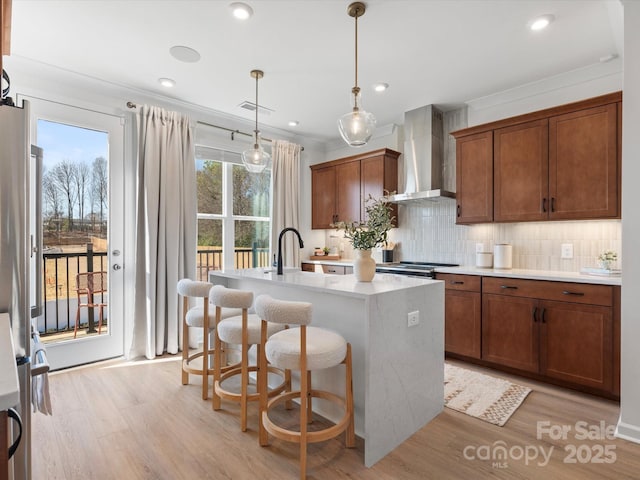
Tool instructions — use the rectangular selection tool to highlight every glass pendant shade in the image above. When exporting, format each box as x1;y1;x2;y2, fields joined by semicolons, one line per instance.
242;143;270;173
339;2;376;147
338;108;376;147
242;69;270;173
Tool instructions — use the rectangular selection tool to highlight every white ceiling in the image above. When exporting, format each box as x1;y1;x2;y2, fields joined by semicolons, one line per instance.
9;0;623;143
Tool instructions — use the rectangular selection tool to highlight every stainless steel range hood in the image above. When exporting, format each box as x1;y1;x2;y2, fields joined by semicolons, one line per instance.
386;105;455;203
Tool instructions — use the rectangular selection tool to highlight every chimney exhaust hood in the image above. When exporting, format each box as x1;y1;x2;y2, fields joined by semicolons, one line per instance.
386;105;455;204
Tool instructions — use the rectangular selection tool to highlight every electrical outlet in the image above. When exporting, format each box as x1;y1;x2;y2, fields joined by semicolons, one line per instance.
408;311;420;327
475;243;486;253
561;243;574;259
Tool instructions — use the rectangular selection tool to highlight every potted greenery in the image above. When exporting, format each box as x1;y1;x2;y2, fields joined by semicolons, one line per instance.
333;194;394;282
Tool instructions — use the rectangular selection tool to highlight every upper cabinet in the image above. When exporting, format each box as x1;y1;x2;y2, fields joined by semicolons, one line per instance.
455;131;493;224
452;92;622;224
310;148;400;230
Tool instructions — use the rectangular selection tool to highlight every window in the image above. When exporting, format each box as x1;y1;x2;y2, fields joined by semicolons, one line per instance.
196;146;271;279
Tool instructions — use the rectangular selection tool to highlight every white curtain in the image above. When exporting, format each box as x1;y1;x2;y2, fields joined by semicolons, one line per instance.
271;140;302;267
131;105;196;359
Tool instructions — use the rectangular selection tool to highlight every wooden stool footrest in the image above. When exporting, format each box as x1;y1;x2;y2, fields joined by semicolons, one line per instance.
263;390;351;444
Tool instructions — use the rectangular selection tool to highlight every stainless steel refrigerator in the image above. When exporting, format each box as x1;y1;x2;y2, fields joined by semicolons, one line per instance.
0;99;42;480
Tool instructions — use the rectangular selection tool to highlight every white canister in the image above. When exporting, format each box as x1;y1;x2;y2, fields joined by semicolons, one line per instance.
476;252;493;268
494;244;513;269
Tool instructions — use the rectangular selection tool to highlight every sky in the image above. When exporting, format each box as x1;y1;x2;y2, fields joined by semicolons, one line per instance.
37;119;108;171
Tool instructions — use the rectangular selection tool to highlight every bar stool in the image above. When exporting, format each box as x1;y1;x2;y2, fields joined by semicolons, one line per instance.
254;294;355;480
177;279;240;400
211;285;288;432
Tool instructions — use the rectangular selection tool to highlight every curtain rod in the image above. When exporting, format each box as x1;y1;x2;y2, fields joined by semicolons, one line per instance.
126;101;303;150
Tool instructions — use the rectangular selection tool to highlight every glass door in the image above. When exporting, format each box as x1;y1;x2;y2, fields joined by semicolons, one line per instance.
24;96;124;369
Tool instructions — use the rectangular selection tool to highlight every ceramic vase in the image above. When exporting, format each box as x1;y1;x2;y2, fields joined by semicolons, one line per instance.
354;249;376;282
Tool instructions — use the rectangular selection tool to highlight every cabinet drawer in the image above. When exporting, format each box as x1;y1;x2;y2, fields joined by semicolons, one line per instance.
323;265;352;275
482;277;613;306
438;273;481;292
301;262;316;272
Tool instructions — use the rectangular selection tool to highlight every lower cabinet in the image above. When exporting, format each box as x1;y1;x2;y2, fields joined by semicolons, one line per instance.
441;272;620;397
301;262;353;275
439;274;481;359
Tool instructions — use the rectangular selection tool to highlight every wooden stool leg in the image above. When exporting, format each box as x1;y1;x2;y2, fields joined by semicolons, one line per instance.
285;369;292;410
181;296;189;385
345;343;355;448
240;310;249;432
212;306;222;410
258;321;269;446
306;371;313;424
299;326;308;480
201;300;210;400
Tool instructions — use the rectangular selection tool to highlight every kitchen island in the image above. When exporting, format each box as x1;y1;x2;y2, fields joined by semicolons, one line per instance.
209;268;444;467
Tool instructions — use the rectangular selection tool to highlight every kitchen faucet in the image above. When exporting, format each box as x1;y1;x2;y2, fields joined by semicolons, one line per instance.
277;227;304;275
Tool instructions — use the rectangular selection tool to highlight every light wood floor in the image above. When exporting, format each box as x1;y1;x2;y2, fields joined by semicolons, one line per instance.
32;356;640;479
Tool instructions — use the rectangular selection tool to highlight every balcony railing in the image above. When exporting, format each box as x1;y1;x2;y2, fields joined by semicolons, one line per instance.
39;246;270;337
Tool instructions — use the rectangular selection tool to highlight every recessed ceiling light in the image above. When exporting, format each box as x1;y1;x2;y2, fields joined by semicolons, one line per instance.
229;2;253;20
158;78;176;88
288;120;299;127
530;14;555;31
373;83;389;93
169;45;201;63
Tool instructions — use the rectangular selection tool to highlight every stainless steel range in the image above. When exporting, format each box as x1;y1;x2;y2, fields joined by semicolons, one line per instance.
375;261;459;278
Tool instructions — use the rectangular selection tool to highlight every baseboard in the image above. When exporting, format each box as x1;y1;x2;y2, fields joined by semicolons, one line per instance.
616;418;640;444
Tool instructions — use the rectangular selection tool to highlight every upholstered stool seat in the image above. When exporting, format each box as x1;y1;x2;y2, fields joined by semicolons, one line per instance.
185;305;242;328
177;279;239;400
217;314;284;345
265;326;347;371
255;294;355;480
211;285;288;432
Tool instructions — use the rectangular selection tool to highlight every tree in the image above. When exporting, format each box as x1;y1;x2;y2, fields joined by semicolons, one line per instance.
75;162;90;231
92;157;108;233
42;168;62;220
196;160;223;247
52;160;78;231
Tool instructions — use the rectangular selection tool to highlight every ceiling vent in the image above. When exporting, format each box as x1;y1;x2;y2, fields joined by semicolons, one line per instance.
238;101;274;116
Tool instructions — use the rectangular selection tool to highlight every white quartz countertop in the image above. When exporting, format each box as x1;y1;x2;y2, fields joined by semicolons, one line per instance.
210;268;439;298
0;313;20;411
435;266;622;286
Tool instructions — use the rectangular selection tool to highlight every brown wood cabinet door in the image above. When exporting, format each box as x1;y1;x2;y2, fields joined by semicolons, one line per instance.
549;103;618;219
494;119;549;222
335;161;361;224
539;300;612;391
445;290;481;358
361;154;398;225
456;131;493;224
311;166;337;229
482;293;539;372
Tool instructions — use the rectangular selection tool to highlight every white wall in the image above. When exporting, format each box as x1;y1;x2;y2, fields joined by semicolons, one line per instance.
617;0;640;445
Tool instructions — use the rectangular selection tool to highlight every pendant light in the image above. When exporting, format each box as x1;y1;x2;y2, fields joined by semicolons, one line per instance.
242;69;271;173
337;2;376;147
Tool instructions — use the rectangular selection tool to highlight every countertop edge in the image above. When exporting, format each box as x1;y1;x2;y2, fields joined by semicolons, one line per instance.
209;269;440;298
435;266;622;286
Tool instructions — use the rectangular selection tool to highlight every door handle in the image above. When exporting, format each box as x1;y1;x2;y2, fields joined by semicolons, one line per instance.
532;306;538;323
113;264;122;271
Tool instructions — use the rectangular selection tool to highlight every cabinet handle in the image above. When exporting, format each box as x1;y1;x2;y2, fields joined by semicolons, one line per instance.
327;269;337;273
532;306;538;323
562;290;585;296
450;280;464;285
540;308;546;323
457;205;461;217
542;198;547;213
551;197;556;212
500;285;518;290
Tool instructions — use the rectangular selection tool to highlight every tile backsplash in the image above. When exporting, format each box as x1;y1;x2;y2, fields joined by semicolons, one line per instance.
330;201;622;272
